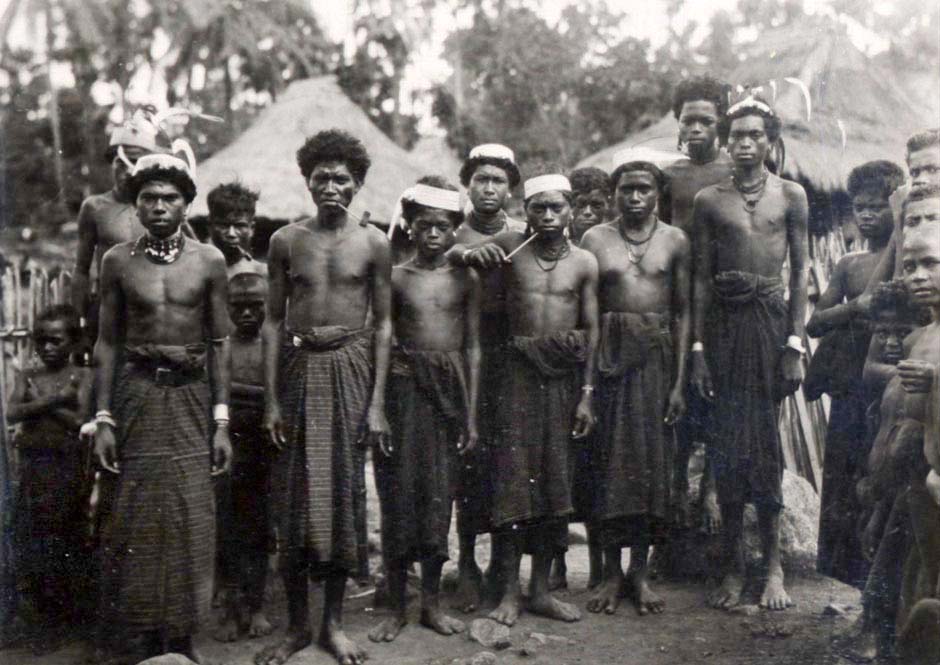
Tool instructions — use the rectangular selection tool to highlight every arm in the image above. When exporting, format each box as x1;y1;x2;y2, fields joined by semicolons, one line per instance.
461;268;482;454
863;335;898;396
445;230;520;270
261;231;289;447
92;251;125;473
72;200;97;315
206;250;232;475
367;233;393;450
573;254;599;438
231;382;266;398
779;184;810;396
690;193;714;399
805;258;856;338
6;372;69;422
666;231;692;424
862;230;898;296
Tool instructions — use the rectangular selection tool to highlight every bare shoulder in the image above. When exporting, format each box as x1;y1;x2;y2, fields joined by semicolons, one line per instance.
775;174;808;202
659;222;690;251
362;222;391;248
663;158;694;180
570;244;599;275
581;221;618;247
100;240;134;267
694;182;725;207
190;238;226;265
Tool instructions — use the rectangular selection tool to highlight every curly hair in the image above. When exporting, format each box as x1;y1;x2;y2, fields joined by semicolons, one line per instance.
672;75;730;120
907;128;940;157
125;166;197;204
207;182;259;221
401;175;463;227
610;161;666;193
35;304;81;341
718;95;782;145
568;167;612;197
459;156;521;189
296;129;371;183
901;182;940;221
870;279;927;326
847;160;906;200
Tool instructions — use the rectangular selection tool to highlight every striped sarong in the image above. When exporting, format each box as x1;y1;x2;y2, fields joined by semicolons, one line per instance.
273;327;372;577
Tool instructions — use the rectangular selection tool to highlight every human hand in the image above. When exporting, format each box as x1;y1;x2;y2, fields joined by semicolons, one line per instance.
571;395;594;439
926;470;940;508
852;292;873;317
691;353;714;401
263;401;287;450
458;423;479;455
212;427;232;476
366;405;391;455
466;243;509;270
664;387;686;425
897;359;935;394
94;424;119;474
778;350;803;397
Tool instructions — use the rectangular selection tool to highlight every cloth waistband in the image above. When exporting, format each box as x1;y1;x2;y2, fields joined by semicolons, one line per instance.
286;326;371;352
507;330;587;377
712;270;784;305
598;311;671;379
124;343;207;385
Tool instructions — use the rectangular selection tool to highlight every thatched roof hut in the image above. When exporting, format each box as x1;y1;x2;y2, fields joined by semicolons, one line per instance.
191;77;428;225
578;18;933;235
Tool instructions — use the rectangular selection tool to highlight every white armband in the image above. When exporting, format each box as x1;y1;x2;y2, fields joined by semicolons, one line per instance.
213;404;230;422
785;335;805;355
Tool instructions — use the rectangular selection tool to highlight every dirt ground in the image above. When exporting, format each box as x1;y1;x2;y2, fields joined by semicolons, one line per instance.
2;464;865;665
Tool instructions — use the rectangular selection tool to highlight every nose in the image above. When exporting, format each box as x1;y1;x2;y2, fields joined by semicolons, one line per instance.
223;225;238;238
628;190;641;203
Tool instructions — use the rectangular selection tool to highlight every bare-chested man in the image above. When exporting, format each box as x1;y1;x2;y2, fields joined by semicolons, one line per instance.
579;157;690;616
662;76;733;534
691;97;808;611
449;169;598;627
369;177;480;644
259;129;391;665
452;143;525;613
207;182;268;279
807;160;905;588
92;152;232;664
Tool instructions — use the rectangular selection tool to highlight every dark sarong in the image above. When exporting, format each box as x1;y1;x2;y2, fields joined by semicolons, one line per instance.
705;271;788;509
376;348;468;563
273;327;371;578
99;344;214;639
492;330;586;542
594;312;675;547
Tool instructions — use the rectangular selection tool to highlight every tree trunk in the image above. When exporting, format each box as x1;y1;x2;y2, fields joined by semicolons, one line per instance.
223;57;234;129
44;0;69;223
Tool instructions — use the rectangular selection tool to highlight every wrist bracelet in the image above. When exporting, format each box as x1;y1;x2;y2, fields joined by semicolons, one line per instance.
785;335;805;355
95;413;116;428
212;404;229;421
691;341;704;353
581;385;595;393
461;248;474;264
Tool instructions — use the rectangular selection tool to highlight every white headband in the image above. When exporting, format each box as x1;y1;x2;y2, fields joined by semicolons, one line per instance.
523;174;571;200
405;183;461;212
727;96;775;117
131;152;195;188
469;143;515;163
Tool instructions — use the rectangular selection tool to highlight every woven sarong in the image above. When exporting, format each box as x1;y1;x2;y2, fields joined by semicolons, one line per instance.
376;348;468;563
273;327;372;578
594;311;675;547
705;271;788;508
99;344;213;639
491;330;586;536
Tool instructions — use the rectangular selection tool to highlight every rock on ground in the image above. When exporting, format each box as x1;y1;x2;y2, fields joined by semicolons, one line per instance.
467;618;511;650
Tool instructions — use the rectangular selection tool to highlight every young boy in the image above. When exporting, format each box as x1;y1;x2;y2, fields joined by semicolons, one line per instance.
207;183;267;279
567;167;611;246
450;167;599;626
368;176;481;643
214;271;274;643
8;305;92;636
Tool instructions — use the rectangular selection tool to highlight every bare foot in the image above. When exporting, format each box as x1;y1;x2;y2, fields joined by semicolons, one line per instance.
701;489;722;535
452;564;483;614
488;590;522;626
528;593;582;622
368;615;406;643
319;625;368;665
707;573;744;610
420;606;465;636
626;572;665;616
253;629;312;665
586;575;622;614
759;570;792;611
249;611;275;638
213;616;240;642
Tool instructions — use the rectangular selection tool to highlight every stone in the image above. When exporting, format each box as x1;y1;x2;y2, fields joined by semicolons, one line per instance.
468;618;511;650
822;603;853;617
468;652;498;665
136;656;198;665
729;604;760;616
520;637;541;656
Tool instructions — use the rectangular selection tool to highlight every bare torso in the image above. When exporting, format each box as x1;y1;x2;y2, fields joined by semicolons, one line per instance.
664;154;733;234
82;191;146;281
232;336;264;385
903;323;940;422
455;217;525;318
392;262;471;352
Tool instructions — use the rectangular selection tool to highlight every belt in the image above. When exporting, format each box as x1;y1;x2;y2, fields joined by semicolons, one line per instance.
129;362;206;387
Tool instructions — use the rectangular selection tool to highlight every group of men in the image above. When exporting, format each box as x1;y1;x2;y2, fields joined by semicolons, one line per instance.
6;73;940;665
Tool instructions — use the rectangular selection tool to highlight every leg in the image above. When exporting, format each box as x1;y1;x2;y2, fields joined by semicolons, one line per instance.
708;502;745;609
487;533;523;626
674;419;695;529
626;541;665;615
757;503;792;610
245;547;275;638
700;458;722;535
548;527;569;591
527;528;581;622
254;551;312;665
419;557;465;636
897;599;940;665
483;532;508;604
213;585;241;642
452;527;483;613
319;571;367;665
587;523;603;589
587;544;623;614
368;557;408;642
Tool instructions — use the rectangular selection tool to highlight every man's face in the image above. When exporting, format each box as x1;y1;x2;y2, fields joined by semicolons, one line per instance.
871;311;910;366
111;145;148;196
571;188;609;242
33;319;74;369
410;208;456;259
678;100;720;156
908;146;940;190
210;211;254;258
728;115;770;168
525;190;571;239
136;180;187;239
904;196;940;229
614;170;658;222
902;228;940;308
308;161;359;211
228;297;265;337
468;164;511;215
852;190;893;241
